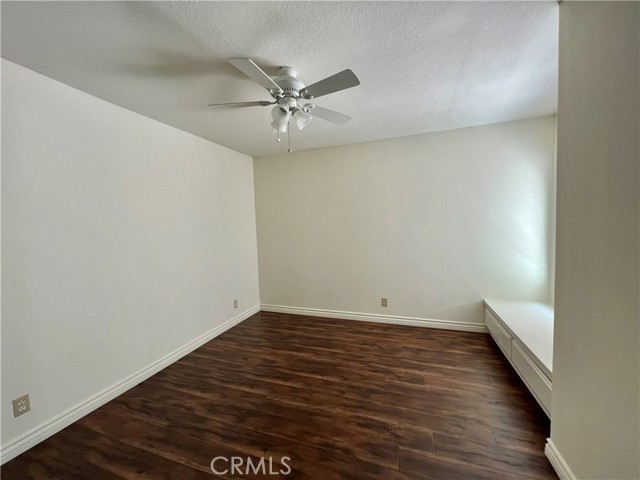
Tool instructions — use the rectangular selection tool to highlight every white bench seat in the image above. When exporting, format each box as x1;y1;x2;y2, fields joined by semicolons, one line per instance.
484;299;554;417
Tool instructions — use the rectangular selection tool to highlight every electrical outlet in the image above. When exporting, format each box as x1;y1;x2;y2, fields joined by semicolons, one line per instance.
12;394;30;418
233;299;238;309
381;297;388;307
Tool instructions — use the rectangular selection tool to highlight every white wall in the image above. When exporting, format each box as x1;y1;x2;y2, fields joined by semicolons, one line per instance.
254;117;556;326
550;3;639;479
1;60;260;457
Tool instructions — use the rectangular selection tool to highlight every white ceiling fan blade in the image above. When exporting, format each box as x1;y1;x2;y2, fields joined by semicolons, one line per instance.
229;58;283;93
208;100;274;107
308;106;352;125
301;69;360;99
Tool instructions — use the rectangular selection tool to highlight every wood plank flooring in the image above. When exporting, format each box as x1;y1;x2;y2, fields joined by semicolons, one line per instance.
2;312;557;479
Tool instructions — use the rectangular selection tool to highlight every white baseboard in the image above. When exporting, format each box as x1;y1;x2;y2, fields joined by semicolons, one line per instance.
0;304;260;465
545;439;577;480
260;304;487;333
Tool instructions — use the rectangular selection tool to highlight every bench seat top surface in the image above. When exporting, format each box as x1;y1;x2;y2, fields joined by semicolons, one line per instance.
484;298;554;375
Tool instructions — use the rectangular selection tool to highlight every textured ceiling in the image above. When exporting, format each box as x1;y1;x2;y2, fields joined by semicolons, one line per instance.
1;1;558;157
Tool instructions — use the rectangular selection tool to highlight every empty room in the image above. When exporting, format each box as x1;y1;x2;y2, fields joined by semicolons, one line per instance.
1;1;638;479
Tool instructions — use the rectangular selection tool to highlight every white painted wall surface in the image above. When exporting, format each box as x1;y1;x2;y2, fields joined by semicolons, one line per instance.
254;117;556;325
551;3;640;479
1;60;260;452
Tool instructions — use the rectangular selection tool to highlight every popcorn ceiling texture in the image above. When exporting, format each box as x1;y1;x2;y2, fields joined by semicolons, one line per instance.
1;1;558;156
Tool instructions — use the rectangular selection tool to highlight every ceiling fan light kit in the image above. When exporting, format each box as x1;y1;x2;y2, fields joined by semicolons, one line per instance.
209;58;360;152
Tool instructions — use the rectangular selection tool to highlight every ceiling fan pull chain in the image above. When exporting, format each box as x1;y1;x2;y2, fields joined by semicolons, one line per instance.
288;118;293;153
276;129;281;143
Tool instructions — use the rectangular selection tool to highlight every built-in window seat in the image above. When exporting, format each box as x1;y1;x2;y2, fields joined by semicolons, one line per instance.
484;299;553;417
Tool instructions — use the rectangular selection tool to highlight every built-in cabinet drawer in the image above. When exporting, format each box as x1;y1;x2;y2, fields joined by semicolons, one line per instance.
485;310;512;358
511;341;552;416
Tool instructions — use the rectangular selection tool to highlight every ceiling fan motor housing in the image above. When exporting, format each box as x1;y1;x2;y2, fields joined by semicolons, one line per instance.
273;66;305;98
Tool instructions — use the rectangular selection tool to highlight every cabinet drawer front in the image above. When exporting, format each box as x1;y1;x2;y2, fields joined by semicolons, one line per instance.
485;309;512;358
511;341;552;415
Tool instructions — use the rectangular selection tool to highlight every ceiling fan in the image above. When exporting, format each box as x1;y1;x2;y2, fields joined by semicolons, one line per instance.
209;58;360;151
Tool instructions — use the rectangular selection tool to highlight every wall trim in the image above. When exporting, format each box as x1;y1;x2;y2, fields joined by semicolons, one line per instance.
0;304;260;465
545;439;577;480
260;304;487;333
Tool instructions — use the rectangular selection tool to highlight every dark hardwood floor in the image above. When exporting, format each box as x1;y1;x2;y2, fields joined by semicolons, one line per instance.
2;312;557;479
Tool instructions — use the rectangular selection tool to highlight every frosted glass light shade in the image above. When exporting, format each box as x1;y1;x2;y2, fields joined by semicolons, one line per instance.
271;107;289;133
294;109;312;130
